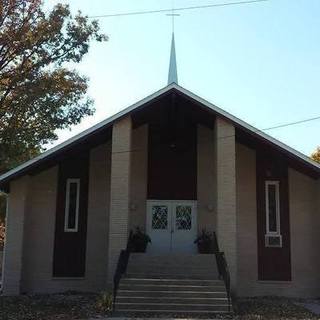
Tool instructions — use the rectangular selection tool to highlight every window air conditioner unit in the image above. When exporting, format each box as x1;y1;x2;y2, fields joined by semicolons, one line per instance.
265;234;282;248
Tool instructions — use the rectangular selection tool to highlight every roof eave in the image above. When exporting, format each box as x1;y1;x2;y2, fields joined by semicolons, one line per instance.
0;83;177;188
1;82;319;189
174;84;320;174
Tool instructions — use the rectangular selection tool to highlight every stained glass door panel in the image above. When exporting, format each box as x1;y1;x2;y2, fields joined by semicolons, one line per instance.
175;205;192;230
151;205;168;230
147;201;171;253
172;202;197;253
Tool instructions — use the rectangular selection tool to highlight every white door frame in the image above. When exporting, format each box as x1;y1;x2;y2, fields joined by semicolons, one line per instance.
146;200;197;253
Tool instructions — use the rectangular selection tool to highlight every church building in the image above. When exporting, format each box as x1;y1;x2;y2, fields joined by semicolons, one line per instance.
1;34;320;314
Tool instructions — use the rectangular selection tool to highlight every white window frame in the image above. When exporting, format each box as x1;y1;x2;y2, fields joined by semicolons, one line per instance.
265;180;281;236
64;178;80;232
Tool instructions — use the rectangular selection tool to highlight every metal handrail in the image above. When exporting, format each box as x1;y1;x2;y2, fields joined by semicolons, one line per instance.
213;232;231;312
215;251;231;311
112;236;132;311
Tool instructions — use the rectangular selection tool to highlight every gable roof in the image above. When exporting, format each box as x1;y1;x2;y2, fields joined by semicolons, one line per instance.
1;83;320;190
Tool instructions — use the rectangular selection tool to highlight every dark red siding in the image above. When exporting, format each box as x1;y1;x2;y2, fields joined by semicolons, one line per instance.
53;152;89;277
256;152;291;281
147;123;197;200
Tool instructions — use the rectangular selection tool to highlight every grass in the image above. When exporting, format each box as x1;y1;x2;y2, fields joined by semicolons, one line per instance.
0;293;319;319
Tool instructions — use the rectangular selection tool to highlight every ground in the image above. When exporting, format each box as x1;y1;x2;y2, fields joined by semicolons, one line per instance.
0;292;109;320
235;297;319;319
0;293;319;320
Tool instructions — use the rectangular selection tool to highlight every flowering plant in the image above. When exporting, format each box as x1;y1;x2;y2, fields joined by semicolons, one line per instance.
128;227;151;253
194;229;216;254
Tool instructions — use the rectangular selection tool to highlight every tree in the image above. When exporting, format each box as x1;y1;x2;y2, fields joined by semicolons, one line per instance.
311;147;320;163
0;0;107;174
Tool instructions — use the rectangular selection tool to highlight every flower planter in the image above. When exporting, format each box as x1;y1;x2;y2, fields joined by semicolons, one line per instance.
194;229;216;254
128;227;151;253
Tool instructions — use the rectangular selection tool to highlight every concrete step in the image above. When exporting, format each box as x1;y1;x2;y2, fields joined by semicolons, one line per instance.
125;272;218;279
125;272;219;280
116;296;229;305
113;310;230;316
115;253;232;315
128;254;217;269
127;265;217;272
115;302;230;312
117;289;227;298
129;253;216;262
126;253;220;281
126;267;218;275
130;261;218;266
121;278;223;286
119;283;226;292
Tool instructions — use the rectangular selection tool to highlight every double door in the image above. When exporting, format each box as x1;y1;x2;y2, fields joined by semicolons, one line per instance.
146;200;197;254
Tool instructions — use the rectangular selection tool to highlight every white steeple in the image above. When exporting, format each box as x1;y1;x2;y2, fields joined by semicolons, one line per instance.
168;32;178;84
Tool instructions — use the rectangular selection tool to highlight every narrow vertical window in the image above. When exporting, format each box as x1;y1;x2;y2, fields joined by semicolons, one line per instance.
265;181;282;247
265;181;280;234
64;179;80;232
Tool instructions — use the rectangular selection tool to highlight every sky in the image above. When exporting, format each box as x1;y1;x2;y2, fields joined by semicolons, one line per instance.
45;0;320;156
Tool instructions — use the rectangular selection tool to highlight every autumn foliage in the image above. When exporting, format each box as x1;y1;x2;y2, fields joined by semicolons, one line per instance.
311;147;320;164
0;0;107;173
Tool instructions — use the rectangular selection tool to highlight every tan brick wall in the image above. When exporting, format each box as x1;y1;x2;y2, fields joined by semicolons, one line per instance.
20;167;57;293
108;116;132;283
236;145;320;298
2;176;30;295
129;124;148;231
197;125;216;232
236;143;258;296
86;142;111;290
287;168;320;296
4;143;112;294
214;117;237;290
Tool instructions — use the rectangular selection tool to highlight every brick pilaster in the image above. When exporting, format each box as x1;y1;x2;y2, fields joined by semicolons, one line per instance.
215;117;237;291
2;176;30;295
107;116;132;283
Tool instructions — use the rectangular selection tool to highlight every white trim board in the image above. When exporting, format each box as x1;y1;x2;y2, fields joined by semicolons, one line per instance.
1;83;319;188
64;178;80;233
265;181;281;236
